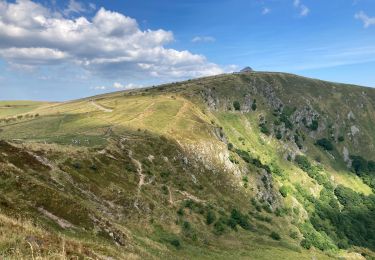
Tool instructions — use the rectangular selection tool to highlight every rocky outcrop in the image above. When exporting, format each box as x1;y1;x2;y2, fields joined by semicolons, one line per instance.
201;88;219;110
256;169;280;210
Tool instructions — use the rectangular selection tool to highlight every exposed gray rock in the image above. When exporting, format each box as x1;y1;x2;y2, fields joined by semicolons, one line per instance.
256;169;280;210
350;125;360;136
241;94;254;112
201;88;219;110
347;111;355;120
343;147;352;168
253;80;283;110
292;105;320;128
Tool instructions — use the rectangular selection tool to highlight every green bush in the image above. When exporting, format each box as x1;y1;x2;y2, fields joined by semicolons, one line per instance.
251;100;257;111
72;162;81;169
270;162;289;180
279;106;295;130
279;186;289;197
290;231;299;239
233;101;241;111
316;138;334;151
351;155;368;175
227;218;237;230
177;208;184;216
368;161;375;172
295;155;311;172
206;210;216;225
170;239;181;248
270;231;281;240
299;222;337;251
309;119;319;131
229;209;253;231
229;154;239;164
160;171;170;179
182;221;191;230
213;217;227;235
235;149;252;163
300;239;312;249
161;185;169;195
259;123;271;135
275;130;282;140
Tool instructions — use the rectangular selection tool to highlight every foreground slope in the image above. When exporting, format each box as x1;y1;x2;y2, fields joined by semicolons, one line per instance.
0;71;375;259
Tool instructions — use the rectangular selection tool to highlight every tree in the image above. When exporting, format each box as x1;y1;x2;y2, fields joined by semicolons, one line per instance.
206;210;216;225
309;119;319;131
351;155;368;175
295;155;312;172
251;99;257;111
316;138;334;151
270;232;281;240
233;101;241;111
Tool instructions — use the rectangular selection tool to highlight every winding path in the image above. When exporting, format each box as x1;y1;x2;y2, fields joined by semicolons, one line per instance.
90;100;113;113
128;150;153;211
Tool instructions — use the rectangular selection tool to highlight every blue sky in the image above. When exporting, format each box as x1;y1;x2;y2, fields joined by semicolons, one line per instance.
0;0;375;101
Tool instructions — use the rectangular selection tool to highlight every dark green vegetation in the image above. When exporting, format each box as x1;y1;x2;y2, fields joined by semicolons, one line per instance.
0;71;375;259
350;155;375;190
316;138;334;151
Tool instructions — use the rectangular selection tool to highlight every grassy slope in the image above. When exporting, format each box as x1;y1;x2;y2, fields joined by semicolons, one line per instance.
0;72;374;259
0;101;52;118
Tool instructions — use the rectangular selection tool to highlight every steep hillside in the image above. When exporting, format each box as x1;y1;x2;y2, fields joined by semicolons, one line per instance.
0;71;374;259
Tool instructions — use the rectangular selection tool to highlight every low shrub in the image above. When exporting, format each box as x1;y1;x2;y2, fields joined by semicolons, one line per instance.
316;138;334;151
279;185;289;197
170;239;181;248
270;231;281;240
233;101;241;111
206;210;216;225
259;123;271;135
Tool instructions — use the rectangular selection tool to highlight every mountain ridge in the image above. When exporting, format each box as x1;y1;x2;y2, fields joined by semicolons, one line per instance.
0;71;375;259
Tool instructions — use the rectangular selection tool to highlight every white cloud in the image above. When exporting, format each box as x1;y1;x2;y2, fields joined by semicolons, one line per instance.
64;0;85;15
0;0;226;81
0;47;68;65
293;0;309;17
191;36;216;43
262;7;270;15
113;82;142;89
92;85;107;90
92;82;142;91
355;11;375;28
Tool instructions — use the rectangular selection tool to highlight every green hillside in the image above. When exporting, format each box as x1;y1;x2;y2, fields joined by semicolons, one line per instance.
0;71;374;259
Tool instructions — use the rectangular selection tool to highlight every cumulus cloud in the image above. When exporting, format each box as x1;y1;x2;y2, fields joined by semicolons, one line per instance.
113;82;142;89
0;0;225;81
293;0;309;17
191;36;216;43
92;82;142;91
0;47;68;65
355;11;375;28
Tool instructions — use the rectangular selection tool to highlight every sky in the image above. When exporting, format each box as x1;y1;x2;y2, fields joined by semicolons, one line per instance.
0;0;375;101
